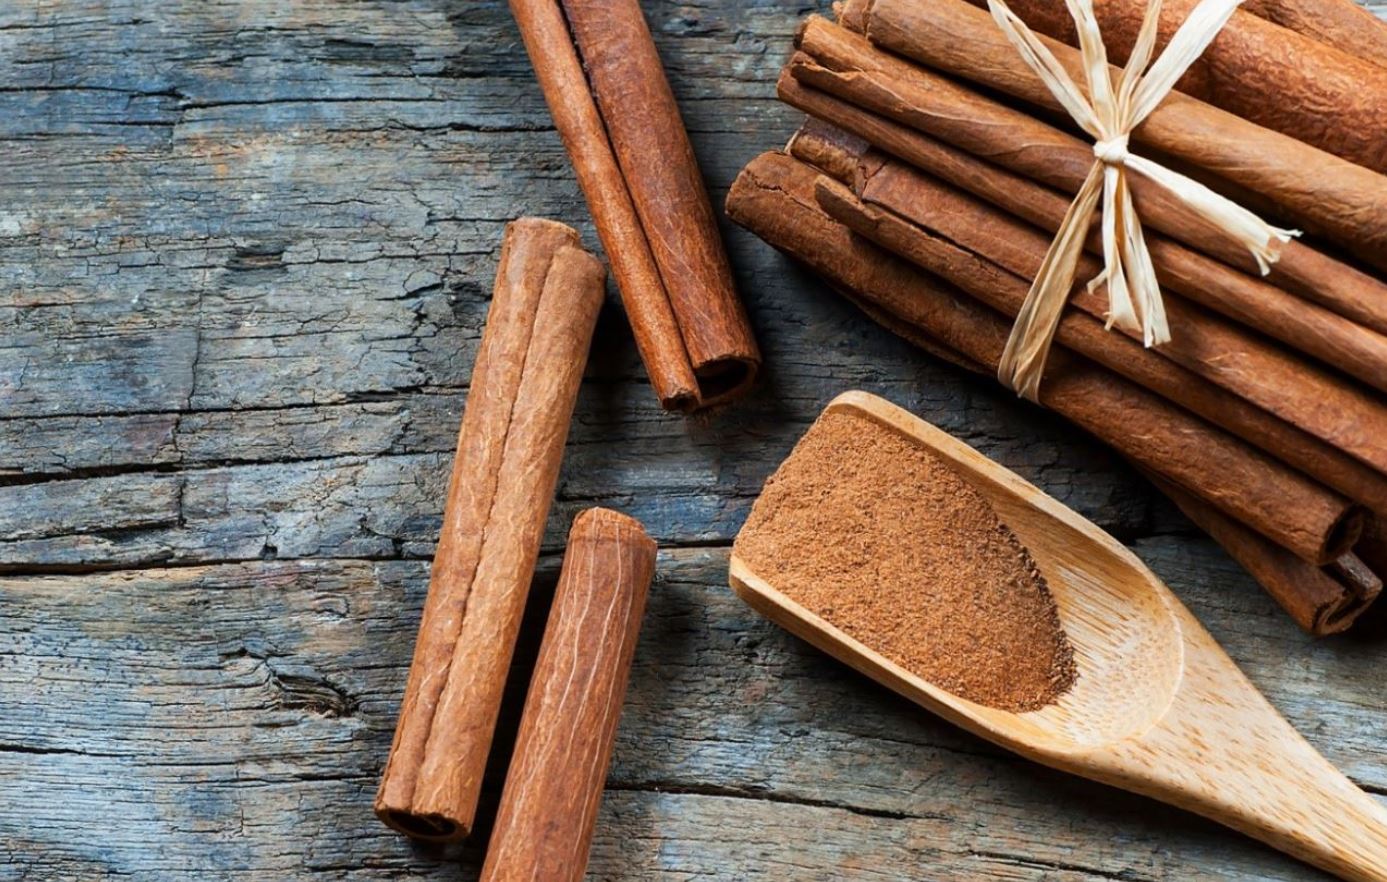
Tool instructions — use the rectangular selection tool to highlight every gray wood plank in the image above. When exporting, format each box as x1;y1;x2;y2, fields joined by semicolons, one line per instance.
0;549;1373;880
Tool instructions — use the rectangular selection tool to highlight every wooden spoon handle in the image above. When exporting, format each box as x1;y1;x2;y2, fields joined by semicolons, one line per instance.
1093;616;1387;881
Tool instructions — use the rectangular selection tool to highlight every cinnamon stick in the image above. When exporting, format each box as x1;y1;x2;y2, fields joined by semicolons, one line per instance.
509;0;759;411
945;0;1387;173
1149;473;1382;636
1243;0;1387;66
779;83;1387;395
375;218;605;842
831;2;1387;268
787;122;1387;516
480;508;656;882
821;154;1387;477
727;153;1363;565
788;20;1387;334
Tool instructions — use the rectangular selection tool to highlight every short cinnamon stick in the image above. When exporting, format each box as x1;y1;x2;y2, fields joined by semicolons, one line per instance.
509;0;759;411
831;2;1387;268
945;0;1387;173
727;153;1363;565
788;123;1387;516
480;508;656;882
375;218;605;842
1243;0;1387;66
1149;473;1382;636
788;20;1387;334
822;155;1387;476
779;83;1387;395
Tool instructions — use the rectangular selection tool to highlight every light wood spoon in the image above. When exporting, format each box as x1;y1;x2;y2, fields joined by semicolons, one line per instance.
729;391;1387;881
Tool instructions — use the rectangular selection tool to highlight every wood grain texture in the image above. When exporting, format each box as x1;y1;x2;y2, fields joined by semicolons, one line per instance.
1;1;1384;879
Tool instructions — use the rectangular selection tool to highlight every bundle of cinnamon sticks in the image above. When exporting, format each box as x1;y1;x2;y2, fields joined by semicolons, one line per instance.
727;0;1387;635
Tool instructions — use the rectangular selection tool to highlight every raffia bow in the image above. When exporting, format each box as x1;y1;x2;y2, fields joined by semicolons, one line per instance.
989;0;1299;400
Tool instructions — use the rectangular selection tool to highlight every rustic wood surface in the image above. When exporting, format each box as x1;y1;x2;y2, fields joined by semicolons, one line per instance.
2;2;1384;880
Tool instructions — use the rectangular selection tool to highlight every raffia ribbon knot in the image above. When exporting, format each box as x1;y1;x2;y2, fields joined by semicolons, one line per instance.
989;0;1299;401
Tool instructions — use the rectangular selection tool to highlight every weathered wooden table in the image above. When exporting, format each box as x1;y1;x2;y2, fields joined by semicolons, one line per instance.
3;2;1385;879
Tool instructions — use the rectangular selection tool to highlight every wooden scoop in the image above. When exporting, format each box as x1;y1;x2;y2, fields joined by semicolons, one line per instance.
730;391;1387;881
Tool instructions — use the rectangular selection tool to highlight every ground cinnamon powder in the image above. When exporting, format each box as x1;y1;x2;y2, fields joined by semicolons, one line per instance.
735;409;1077;712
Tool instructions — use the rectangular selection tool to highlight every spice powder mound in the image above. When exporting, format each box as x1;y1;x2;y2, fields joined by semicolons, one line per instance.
734;410;1077;712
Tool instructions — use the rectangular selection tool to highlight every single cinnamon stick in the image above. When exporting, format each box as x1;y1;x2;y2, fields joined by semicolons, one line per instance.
1148;473;1382;636
788;21;1387;334
727;152;1363;565
480;508;656;882
788;122;1387;516
1243;0;1387;66
509;0;759;411
779;83;1387;395
375;218;605;842
825;155;1387;476
944;0;1387;173
832;3;1387;268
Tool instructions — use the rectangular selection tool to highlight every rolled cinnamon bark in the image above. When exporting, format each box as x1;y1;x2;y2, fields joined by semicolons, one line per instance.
830;2;1387;268
480;508;656;882
727;153;1363;565
788;21;1387;334
1149;473;1382;636
823;156;1387;476
1243;0;1387;66
943;0;1387;173
375;218;605;842
788;124;1387;515
509;0;759;411
779;83;1387;395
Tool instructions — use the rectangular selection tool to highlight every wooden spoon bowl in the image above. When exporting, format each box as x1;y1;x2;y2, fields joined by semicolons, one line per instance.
730;391;1387;881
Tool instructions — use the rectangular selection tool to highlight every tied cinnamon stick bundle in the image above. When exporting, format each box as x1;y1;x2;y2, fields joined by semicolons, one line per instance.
1148;474;1382;636
952;0;1387;172
509;0;760;411
788;18;1387;338
787;121;1387;516
777;87;1387;394
838;0;1387;270
726;152;1363;567
480;508;656;882
376;218;604;842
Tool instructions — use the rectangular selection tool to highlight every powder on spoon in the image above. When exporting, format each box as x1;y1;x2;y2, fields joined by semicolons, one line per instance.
734;409;1077;712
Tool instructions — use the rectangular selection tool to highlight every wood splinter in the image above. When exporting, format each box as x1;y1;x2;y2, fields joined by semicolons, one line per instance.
509;0;761;411
375;217;605;843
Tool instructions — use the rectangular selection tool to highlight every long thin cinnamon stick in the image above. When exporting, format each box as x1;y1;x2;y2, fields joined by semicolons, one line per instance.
509;0;759;411
945;0;1387;173
1148;473;1382;636
788;20;1387;334
788;121;1387;516
1243;0;1387;66
833;3;1387;268
826;155;1387;476
779;85;1387;395
375;218;605;842
727;153;1363;565
481;508;656;882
